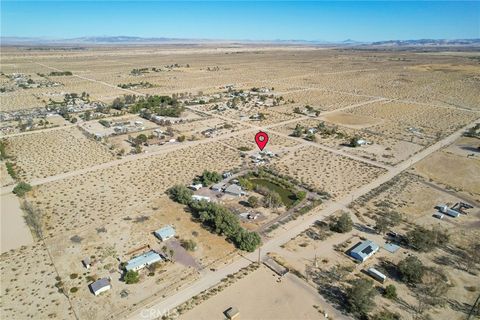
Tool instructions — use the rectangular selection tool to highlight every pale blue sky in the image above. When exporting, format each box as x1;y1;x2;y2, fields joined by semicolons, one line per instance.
2;1;479;41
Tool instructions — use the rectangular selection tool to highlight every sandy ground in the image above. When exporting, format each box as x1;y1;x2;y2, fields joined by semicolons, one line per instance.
180;265;335;320
414;149;480;198
0;193;33;253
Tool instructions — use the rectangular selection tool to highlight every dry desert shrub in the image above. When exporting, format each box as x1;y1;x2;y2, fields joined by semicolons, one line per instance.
6;127;116;180
272;146;386;199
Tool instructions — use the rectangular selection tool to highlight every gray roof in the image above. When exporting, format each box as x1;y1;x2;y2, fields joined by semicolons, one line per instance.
90;278;110;292
350;240;379;261
154;225;176;240
225;184;243;195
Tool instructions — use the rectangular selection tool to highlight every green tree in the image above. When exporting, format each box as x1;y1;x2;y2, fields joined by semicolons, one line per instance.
124;270;139;284
167;185;193;205
349;136;360;147
398;256;425;284
263;191;283;209
383;284;397;299
330;212;353;233
234;229;261;252
180;239;197;251
296;191;307;201
292;124;304;137
346;278;377;316
13;182;32;197
134;134;148;146
247;195;259;208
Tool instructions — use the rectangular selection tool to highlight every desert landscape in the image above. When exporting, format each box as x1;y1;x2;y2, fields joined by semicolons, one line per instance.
1;42;479;320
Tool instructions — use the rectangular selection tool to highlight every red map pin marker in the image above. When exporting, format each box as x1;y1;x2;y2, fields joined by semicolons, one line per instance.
255;131;269;151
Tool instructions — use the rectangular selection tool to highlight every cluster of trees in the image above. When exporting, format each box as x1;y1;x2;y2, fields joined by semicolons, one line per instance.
117;82;154;89
129;95;183;117
111;94;138;110
406;226;449;251
291;124;316;142
374;211;402;234
49;71;72;76
130;68;149;76
330;212;353;233
193;170;222;186
346;278;377;316
167;185;261;252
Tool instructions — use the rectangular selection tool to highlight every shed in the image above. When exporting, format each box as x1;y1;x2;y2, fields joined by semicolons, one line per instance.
349;240;379;262
224;306;240;320
154;225;176;241
433;212;444;219
366;267;386;283
82;257;91;269
125;251;163;272
90;278;111;296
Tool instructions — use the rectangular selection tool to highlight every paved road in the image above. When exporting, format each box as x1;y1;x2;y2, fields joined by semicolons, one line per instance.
125;119;479;320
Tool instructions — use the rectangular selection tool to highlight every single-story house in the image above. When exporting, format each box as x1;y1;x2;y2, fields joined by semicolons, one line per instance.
224;184;246;197
192;195;211;202
154;225;176;241
349;240;379;262
90;277;111;296
125;250;163;272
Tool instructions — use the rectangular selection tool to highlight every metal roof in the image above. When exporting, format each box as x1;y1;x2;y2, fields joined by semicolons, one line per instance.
154;225;176;240
350;240;379;260
125;251;162;271
90;278;110;292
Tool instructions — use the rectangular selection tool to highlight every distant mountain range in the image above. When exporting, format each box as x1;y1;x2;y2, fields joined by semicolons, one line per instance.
1;36;479;46
371;39;480;46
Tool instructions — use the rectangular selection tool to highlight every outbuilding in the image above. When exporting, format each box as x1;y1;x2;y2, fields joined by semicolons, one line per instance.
192;195;211;202
154;225;176;241
82;257;91;269
366;267;387;283
90;278;111;296
349;240;379;262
